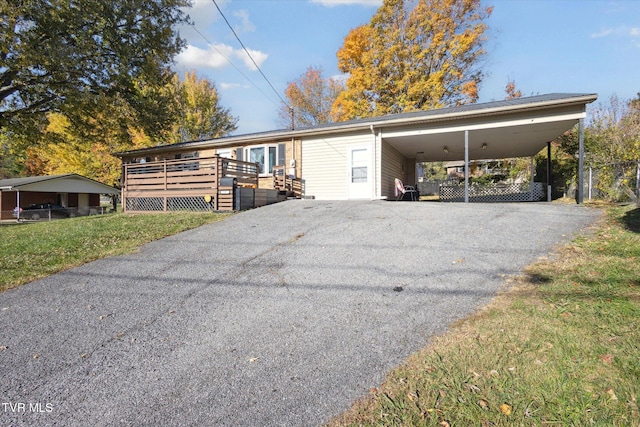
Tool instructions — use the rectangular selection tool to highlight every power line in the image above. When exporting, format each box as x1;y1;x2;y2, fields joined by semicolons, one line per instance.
187;23;280;109
210;0;291;111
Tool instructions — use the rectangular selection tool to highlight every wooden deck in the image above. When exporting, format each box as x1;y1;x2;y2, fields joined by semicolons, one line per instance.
272;165;304;198
122;156;259;212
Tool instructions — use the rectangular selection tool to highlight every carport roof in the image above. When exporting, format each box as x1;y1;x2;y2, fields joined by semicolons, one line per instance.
0;174;119;194
115;93;598;160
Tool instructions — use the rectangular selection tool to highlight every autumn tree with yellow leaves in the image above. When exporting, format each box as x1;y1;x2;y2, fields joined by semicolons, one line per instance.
278;66;344;129
24;72;237;186
333;0;492;121
169;71;238;143
25;95;155;186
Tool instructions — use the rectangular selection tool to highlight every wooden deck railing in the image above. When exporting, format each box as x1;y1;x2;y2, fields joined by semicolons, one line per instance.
122;156;259;212
272;165;303;198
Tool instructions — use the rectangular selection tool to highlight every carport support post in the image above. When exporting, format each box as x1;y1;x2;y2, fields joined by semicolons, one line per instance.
577;118;585;204
547;142;552;202
464;130;469;203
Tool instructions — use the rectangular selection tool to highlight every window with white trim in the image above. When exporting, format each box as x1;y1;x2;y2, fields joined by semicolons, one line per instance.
244;144;284;175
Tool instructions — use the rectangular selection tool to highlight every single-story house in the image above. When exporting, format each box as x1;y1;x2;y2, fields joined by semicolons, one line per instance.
0;173;120;220
116;93;597;210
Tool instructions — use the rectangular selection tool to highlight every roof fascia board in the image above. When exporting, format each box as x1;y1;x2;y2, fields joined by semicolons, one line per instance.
0;174;74;190
297;94;598;137
116;94;597;157
115;132;296;157
381;111;587;139
0;174;118;194
255;94;599;139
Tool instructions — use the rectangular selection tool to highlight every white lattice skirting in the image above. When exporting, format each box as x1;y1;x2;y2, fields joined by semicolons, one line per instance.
440;182;545;202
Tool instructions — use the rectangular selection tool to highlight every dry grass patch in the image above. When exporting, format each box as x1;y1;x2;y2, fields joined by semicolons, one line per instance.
327;205;640;427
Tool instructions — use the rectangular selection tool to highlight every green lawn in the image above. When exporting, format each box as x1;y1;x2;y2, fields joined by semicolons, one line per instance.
0;212;229;292
327;204;640;426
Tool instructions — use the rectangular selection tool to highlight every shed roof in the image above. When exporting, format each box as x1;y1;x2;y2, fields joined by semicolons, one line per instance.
0;174;119;194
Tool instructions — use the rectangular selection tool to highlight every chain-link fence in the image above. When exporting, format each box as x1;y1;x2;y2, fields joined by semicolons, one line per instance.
1;205;115;224
581;162;639;205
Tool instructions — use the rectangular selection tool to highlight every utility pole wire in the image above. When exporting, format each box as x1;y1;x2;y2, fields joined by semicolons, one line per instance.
187;23;280;110
211;0;293;118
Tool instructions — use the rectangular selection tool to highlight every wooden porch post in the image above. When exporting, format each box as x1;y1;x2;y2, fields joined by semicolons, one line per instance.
214;156;221;211
121;164;127;212
163;160;168;212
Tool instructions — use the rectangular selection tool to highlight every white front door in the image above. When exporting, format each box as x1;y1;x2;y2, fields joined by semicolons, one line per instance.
348;146;371;199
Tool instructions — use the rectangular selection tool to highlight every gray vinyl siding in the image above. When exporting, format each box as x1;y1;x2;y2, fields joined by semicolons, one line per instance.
380;140;408;199
301;132;372;200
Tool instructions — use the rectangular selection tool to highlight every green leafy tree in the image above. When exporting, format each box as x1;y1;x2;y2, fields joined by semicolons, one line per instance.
333;0;492;120
587;94;640;166
0;0;189;138
25;94;158;186
170;71;238;142
278;66;344;129
583;94;640;200
23;72;238;185
0;132;23;178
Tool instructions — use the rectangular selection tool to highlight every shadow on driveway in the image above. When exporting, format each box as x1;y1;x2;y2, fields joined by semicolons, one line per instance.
0;200;600;426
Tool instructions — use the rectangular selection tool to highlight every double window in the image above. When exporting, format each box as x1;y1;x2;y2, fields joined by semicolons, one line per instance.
241;144;285;175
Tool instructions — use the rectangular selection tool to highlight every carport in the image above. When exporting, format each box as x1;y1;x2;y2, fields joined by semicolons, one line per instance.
376;93;598;202
0;173;119;220
112;93;598;203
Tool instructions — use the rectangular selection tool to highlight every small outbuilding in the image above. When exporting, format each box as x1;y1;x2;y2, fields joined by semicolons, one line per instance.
0;174;119;220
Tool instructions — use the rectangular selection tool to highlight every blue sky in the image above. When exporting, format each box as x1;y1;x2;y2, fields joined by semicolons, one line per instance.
174;0;640;135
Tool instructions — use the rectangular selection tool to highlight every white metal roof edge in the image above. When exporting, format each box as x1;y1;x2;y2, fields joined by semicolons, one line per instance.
115;93;598;157
0;174;76;190
0;174;119;194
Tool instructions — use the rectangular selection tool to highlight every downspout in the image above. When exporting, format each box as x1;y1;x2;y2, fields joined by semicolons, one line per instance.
16;190;20;221
291;137;295;178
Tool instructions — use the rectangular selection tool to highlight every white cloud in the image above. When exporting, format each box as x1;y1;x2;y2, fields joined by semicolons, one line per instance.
591;28;613;38
182;0;223;29
176;43;269;72
309;0;382;7
236;48;269;71
233;9;255;34
220;82;250;90
176;44;234;69
590;26;640;48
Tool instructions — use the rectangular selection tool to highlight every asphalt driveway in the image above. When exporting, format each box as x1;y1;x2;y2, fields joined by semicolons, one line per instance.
0;200;599;426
